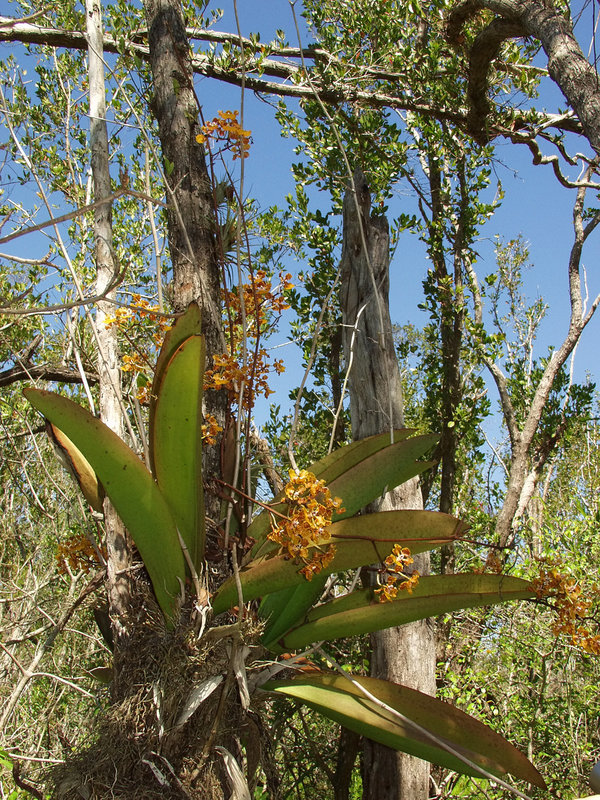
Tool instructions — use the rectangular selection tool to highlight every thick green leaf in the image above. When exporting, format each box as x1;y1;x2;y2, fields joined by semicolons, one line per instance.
327;433;437;520
281;573;535;650
307;429;416;484
47;422;104;512
149;302;202;475
263;674;546;788
212;510;463;614
24;388;185;623
151;334;205;568
259;578;327;649
246;432;438;558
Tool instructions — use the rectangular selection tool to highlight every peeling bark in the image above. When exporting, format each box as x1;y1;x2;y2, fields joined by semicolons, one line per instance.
340;171;435;800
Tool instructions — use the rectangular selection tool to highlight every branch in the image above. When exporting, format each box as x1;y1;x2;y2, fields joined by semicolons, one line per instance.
494;173;600;546
466;17;526;144
448;0;600;154
0;571;103;730
249;426;284;496
464;260;520;447
0;15;585;143
0;363;98;388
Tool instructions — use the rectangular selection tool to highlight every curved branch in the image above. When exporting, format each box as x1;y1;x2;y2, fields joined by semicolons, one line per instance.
466;17;525;144
448;0;600;154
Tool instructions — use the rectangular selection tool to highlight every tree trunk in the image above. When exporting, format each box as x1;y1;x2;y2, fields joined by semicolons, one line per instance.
49;5;243;798
143;0;225;527
86;0;131;663
340;170;435;800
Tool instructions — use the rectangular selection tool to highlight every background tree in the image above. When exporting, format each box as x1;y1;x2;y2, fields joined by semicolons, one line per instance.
1;1;600;799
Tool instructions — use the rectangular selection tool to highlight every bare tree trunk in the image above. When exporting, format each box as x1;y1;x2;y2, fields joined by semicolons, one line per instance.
143;0;225;526
86;0;131;664
340;171;435;800
333;727;361;800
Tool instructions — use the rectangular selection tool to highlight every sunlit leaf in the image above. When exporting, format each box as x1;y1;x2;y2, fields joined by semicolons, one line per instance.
327;433;437;519
149;302;202;474
24;388;185;623
246;432;437;556
281;573;535;650
307;429;416;484
151;334;205;568
262;674;546;788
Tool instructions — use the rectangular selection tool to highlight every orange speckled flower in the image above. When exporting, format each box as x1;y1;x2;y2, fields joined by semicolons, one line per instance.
268;469;343;581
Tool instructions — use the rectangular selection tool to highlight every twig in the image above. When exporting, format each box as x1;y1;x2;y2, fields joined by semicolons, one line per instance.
0;572;103;729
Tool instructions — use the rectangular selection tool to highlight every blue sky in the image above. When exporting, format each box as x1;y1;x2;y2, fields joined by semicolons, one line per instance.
0;0;598;427
204;1;600;425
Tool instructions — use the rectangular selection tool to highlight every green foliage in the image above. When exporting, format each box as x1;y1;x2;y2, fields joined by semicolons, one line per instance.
24;305;543;789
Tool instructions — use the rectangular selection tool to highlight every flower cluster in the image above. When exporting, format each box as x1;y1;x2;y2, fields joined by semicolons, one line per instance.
205;269;292;410
201;413;223;446
204;349;285;410
121;352;147;373
103;295;171;346
196;110;252;160
103;295;172;403
532;564;600;656
223;269;293;337
56;533;105;575
375;544;420;603
268;469;344;581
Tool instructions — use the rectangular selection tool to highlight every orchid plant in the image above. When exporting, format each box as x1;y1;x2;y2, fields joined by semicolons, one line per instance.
25;302;546;793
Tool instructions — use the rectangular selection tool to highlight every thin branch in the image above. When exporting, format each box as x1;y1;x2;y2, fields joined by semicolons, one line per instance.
0;572;103;729
0;188;167;247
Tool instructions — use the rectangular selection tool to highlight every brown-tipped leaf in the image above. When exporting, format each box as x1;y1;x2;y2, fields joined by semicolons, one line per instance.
262;674;546;788
47;421;104;512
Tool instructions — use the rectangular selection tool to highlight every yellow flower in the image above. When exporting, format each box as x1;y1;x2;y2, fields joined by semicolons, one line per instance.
268;470;341;581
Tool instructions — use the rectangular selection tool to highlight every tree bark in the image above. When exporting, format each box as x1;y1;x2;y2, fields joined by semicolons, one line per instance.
340;171;435;800
143;0;225;526
86;0;131;662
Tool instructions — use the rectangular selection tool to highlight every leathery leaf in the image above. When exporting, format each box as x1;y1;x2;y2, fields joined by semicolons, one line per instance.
24;388;185;624
281;573;535;650
46;422;104;512
151;334;205;568
246;431;438;558
211;510;463;615
258;578;327;650
262;674;546;788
